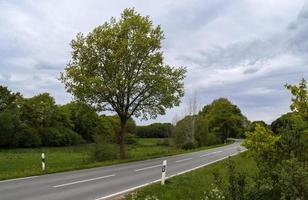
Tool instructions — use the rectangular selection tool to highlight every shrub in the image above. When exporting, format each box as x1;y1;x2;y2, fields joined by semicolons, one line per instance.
40;127;84;146
90;136;118;161
0;109;23;148
20;126;41;147
125;133;137;144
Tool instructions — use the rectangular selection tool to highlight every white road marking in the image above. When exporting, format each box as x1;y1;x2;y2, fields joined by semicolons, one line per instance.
175;157;193;163
134;164;162;172
53;174;115;188
95;151;244;200
95;178;162;200
200;151;223;157
0;176;38;183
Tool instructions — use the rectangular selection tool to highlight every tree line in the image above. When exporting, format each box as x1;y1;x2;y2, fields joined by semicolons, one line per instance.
173;98;249;149
0;83;248;149
0;85;136;148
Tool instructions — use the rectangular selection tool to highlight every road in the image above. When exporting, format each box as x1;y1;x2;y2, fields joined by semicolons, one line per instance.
0;141;245;200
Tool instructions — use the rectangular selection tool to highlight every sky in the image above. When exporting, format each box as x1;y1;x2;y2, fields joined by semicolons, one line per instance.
0;0;307;125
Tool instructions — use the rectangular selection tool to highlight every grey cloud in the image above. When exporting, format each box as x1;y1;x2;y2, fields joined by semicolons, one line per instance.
0;0;307;125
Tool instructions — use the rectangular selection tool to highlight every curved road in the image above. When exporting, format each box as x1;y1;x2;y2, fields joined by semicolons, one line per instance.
0;141;245;200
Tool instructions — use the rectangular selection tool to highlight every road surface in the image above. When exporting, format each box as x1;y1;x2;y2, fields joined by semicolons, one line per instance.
0;141;245;200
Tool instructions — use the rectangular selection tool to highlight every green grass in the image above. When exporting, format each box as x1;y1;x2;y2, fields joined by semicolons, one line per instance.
0;138;233;180
125;153;257;200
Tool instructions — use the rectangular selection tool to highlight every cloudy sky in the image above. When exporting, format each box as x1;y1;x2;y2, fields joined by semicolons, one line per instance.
0;0;307;124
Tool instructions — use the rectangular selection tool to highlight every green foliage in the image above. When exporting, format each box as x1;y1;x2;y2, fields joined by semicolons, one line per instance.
19;93;68;128
90;136;118;161
271;112;307;162
173;116;196;149
136;123;173;138
124;133;138;145
211;159;248;200
195;115;220;146
173;98;248;149
244;120;307;199
61;101;101;142
39;127;84;146
285;78;308;120
107;115;136;135
246;120;268;133
0;85;20;111
60;8;186;158
156;138;171;146
243;124;280;162
199;98;249;140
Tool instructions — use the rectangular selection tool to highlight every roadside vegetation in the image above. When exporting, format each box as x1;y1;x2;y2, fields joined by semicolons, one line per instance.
126;79;308;200
126;153;256;200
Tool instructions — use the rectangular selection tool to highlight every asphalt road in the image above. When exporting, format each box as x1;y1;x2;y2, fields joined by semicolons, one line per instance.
0;141;245;200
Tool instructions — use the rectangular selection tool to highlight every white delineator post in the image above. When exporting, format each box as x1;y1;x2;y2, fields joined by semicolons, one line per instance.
161;160;167;185
41;153;45;171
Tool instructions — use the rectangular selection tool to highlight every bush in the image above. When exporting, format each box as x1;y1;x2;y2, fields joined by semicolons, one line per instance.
0;109;23;148
90;136;118;161
40;127;84;146
173;116;196;149
125;133;137;144
20;126;41;147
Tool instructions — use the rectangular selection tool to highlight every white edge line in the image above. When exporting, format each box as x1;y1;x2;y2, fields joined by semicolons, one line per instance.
53;174;115;188
134;164;162;172
175;157;193;163
95;150;245;200
95;179;162;200
0;176;38;183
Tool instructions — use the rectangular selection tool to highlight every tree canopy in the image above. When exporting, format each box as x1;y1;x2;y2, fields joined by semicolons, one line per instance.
285;78;308;120
61;8;186;158
199;98;249;140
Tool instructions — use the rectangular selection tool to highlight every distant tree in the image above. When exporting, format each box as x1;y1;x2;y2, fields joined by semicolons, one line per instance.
247;120;267;132
106;115;136;143
19;93;65;128
19;93;83;146
173;116;196;149
194;115;219;146
285;78;308;120
185;91;199;145
60;8;186;158
0;85;20;111
199;98;248;141
136;123;173;138
61;101;101;142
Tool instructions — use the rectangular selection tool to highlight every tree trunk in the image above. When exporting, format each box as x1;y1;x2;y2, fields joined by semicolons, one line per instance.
118;119;127;159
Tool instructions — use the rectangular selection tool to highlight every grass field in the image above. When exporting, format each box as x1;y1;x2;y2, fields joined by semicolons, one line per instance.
0;138;232;180
125;153;256;200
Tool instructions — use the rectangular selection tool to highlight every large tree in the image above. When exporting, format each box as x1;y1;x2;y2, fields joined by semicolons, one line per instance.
61;8;186;159
199;98;249;140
